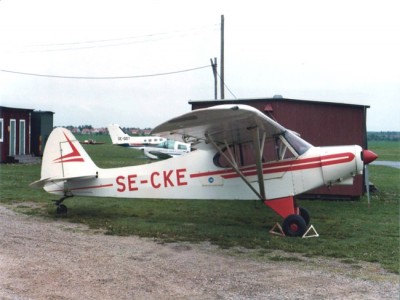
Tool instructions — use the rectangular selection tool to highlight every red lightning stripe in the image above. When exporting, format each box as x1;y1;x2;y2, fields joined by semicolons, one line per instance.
53;132;84;163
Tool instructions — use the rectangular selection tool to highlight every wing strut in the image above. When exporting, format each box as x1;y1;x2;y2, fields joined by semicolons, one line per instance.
252;127;267;200
205;129;266;201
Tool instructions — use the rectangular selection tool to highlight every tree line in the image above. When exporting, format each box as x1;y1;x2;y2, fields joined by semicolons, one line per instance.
368;131;400;141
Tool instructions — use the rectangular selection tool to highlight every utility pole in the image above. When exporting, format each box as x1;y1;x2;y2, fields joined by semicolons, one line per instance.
210;57;218;100
220;14;225;99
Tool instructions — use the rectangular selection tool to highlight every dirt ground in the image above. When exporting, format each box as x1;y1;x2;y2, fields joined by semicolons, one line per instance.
0;205;398;299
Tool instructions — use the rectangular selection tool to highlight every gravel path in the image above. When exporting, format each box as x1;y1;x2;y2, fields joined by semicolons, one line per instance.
0;205;398;299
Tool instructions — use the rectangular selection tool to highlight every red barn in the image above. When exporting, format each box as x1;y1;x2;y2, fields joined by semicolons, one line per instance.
0;106;34;163
189;97;370;199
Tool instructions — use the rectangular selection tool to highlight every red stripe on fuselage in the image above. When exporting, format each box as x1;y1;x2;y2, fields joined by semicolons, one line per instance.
190;152;355;180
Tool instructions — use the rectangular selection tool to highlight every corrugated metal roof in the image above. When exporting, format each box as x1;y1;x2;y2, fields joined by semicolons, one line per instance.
189;97;370;109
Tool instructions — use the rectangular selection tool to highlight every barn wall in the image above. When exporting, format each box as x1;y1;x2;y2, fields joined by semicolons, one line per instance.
0;107;33;162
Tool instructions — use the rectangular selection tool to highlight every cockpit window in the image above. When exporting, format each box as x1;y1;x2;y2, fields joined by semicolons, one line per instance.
283;130;312;155
213;131;313;168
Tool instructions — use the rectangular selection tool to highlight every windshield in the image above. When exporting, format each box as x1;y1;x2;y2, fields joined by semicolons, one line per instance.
284;131;313;155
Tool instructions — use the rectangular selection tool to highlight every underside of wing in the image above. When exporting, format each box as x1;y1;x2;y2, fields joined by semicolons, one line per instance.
152;104;287;145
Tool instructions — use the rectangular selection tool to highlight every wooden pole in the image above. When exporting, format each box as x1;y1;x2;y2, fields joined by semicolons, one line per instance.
210;57;218;100
220;15;225;99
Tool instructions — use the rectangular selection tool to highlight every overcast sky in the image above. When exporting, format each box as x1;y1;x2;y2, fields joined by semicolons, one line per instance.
1;0;399;131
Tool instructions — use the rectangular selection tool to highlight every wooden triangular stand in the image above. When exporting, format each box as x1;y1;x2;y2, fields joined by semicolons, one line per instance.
302;224;319;238
269;222;286;237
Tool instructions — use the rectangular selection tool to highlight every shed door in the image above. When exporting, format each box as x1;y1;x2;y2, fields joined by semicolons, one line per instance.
9;119;16;156
19;120;26;155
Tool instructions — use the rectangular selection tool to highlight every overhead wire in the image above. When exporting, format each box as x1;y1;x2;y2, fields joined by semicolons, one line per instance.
7;24;220;53
216;71;238;99
1;23;238;96
0;65;211;79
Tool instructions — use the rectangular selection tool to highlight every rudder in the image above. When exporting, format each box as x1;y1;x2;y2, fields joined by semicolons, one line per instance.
40;127;98;181
107;124;129;144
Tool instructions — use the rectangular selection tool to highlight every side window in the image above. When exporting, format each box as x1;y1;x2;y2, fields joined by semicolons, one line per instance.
213;135;301;168
275;137;296;160
167;140;175;149
178;144;187;150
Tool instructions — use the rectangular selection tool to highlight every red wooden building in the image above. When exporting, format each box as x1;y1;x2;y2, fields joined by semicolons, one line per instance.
189;97;370;199
0;106;34;163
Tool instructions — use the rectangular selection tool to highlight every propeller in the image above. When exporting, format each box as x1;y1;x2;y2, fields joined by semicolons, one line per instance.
362;150;378;165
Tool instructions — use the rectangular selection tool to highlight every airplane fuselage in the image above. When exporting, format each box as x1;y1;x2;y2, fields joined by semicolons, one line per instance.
44;144;363;201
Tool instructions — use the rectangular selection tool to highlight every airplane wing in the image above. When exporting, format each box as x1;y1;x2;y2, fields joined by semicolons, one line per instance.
151;104;286;144
152;104;290;202
145;150;173;160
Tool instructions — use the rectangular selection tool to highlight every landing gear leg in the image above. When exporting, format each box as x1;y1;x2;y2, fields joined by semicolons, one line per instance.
53;193;73;216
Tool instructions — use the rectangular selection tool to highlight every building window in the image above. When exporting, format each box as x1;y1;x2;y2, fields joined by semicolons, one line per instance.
0;118;3;142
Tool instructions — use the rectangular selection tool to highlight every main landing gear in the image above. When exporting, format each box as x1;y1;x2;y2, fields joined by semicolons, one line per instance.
281;207;310;237
264;197;311;237
53;193;73;216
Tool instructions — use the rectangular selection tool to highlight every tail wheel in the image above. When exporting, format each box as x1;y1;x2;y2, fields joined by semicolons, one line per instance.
56;204;68;215
282;214;307;237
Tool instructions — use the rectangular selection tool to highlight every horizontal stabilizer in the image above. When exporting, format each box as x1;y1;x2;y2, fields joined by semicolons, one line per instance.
30;174;98;189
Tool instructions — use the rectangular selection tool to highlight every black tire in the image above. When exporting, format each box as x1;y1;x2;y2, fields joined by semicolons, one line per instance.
299;207;310;226
282;214;307;237
56;204;68;215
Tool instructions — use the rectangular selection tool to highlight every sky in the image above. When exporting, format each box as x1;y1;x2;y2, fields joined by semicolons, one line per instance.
0;0;399;131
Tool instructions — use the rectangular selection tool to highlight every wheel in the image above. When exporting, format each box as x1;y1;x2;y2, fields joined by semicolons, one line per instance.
56;204;68;215
282;214;307;237
299;207;310;226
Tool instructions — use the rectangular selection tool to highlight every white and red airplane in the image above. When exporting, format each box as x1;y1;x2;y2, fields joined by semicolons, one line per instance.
107;124;191;159
31;104;377;237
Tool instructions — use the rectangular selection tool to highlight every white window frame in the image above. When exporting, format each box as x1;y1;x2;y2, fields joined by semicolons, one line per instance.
0;118;3;142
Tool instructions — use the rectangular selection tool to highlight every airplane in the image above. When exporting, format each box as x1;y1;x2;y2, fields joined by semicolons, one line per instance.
107;124;191;159
31;104;378;237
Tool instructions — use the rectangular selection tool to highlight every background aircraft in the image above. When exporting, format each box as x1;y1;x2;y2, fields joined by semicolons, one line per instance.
32;105;377;237
107;124;190;159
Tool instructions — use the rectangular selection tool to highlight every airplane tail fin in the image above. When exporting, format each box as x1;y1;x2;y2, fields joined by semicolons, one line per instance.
32;127;98;187
107;124;129;144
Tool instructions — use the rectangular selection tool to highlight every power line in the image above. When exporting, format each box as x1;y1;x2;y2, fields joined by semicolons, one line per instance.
216;71;237;99
28;24;219;47
8;25;220;53
0;65;211;80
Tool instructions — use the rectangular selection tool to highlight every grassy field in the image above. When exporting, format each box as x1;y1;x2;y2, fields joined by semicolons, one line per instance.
368;140;400;161
0;137;398;273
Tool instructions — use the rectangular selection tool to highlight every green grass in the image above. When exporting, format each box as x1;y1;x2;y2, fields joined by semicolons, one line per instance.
369;140;400;161
0;139;398;273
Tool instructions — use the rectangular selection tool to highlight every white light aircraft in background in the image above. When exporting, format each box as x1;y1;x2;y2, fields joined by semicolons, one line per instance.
107;124;190;159
31;105;377;237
